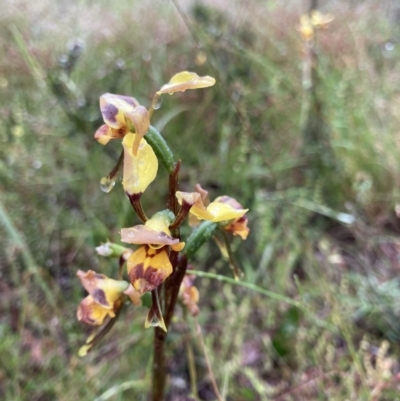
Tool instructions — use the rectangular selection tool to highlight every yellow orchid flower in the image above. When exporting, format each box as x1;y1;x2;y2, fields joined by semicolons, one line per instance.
94;93;157;196
310;10;334;29
96;93;150;155
126;245;173;295
176;190;248;224
122;132;158;195
121;211;185;294
121;210;185;251
214;196;250;240
298;14;314;42
77;295;116;326
76;270;129;326
176;186;249;239
127;245;172;295
297;11;334;42
94;124;128;145
77;270;129;309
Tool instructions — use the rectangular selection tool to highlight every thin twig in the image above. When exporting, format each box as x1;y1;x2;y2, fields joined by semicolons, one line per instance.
221;230;243;280
184;312;199;400
188;270;338;334
195;321;223;401
107;149;124;181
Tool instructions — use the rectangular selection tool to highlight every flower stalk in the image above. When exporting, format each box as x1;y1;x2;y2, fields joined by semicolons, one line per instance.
75;70;249;401
127;193;148;223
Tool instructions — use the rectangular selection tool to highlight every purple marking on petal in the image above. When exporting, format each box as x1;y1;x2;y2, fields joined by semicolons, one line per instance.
117;95;136;106
92;288;108;306
101;103;119;123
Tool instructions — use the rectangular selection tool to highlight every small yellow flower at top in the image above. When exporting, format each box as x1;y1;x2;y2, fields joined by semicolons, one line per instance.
310;10;334;29
157;71;216;95
297;11;334;42
150;71;216;114
298;14;315;42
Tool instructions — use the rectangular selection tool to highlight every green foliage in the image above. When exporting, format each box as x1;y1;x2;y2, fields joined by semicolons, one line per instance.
2;0;400;400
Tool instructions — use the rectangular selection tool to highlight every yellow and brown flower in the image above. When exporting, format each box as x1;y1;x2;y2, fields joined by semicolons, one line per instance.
121;211;184;294
125;245;172;295
176;186;249;239
95;93;150;155
94;93;158;196
76;270;129;326
77;295;121;326
213;196;249;240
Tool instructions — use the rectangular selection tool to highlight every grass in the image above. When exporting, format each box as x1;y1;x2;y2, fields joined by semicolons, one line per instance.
1;0;400;400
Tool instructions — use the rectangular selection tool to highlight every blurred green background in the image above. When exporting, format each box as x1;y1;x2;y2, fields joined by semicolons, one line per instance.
2;0;400;400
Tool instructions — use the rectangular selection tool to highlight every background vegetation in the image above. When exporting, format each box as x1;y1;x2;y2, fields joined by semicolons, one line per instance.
1;0;400;399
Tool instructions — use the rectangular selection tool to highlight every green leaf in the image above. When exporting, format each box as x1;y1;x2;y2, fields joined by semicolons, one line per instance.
183;221;218;260
145;126;175;174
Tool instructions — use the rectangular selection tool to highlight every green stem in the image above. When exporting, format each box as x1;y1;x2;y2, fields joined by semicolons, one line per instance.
220;230;243;280
94;380;147;401
107;149;124;181
195;321;223;401
145;126;175;174
183;221;219;260
188;270;338;334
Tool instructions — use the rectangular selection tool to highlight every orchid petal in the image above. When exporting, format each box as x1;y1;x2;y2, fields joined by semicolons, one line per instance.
121;225;179;247
94;124;128;145
122;133;158;195
77;270;129;309
77;295;115;326
157;71;216;95
100;94;139;129
127;246;172;295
